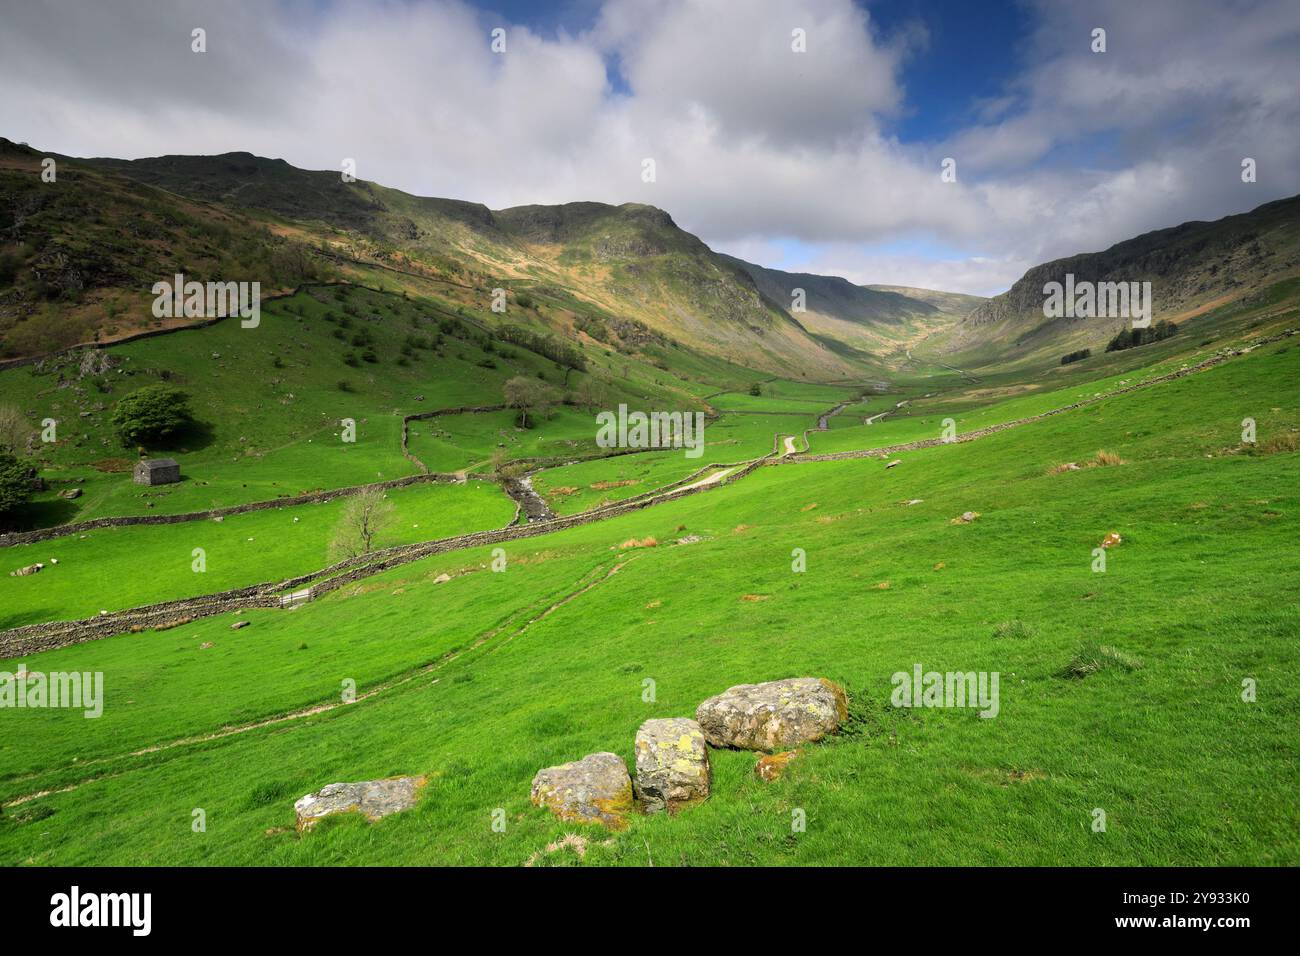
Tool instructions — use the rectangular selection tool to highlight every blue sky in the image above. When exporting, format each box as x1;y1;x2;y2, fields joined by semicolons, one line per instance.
2;0;1298;295
464;0;1035;143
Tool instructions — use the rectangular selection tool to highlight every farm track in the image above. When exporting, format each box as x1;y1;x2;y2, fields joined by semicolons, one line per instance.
3;328;1294;656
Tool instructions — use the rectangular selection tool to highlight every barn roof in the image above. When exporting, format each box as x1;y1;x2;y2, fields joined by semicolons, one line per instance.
138;458;179;469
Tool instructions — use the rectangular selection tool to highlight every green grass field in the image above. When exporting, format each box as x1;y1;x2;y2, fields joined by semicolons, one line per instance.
2;299;1297;865
0;479;514;628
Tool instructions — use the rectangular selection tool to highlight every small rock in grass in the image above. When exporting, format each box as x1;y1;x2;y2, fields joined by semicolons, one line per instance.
294;776;426;831
950;511;980;524
530;753;633;829
634;718;710;814
886;460;901;469
231;620;250;630
696;678;848;751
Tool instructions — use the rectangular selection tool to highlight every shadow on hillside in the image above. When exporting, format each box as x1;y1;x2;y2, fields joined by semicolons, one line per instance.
146;418;217;454
4;497;81;533
0;605;61;632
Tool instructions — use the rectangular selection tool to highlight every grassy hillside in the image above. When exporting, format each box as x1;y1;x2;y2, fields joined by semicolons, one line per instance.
728;256;985;366
0;139;329;357
0;141;865;379
1;283;749;528
936;193;1300;370
2;142;1298;871
2;324;1296;865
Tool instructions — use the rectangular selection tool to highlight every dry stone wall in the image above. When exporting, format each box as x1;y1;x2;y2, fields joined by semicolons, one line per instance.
0;451;777;657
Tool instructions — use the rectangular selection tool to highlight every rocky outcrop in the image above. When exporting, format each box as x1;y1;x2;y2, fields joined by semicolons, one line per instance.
530;752;634;829
633;718;710;814
502;473;556;523
294;776;426;831
696;678;848;751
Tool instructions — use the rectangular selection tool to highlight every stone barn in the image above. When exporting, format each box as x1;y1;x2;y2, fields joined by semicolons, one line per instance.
134;458;181;486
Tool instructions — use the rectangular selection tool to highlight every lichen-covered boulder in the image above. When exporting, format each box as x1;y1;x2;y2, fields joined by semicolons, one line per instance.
294;775;426;831
634;718;710;814
530;752;633;829
696;678;848;751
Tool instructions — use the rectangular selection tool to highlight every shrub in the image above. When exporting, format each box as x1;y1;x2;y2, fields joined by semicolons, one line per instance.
992;620;1037;639
1060;348;1092;365
497;324;585;371
1058;643;1143;679
1091;450;1124;467
1106;320;1178;353
109;385;194;446
1239;431;1300;456
0;450;38;523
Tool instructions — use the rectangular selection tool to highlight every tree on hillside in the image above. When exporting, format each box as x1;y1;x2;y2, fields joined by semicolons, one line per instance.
573;378;610;413
329;487;395;560
0;403;31;454
110;385;194;446
503;375;560;429
0;450;37;527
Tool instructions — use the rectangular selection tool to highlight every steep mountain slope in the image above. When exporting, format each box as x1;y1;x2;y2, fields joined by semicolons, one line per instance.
936;193;1300;368
487;201;855;377
865;284;984;316
1;141;861;379
726;256;984;364
0;139;327;358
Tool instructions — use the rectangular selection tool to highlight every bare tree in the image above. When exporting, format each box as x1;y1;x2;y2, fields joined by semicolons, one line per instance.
574;378;609;413
330;487;395;560
0;404;31;454
503;375;559;428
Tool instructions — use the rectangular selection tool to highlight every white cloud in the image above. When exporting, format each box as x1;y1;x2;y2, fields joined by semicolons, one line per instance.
0;0;1297;298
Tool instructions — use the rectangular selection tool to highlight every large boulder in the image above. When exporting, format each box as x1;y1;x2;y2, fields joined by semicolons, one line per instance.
696;678;848;751
530;752;634;829
294;776;426;831
633;718;710;814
